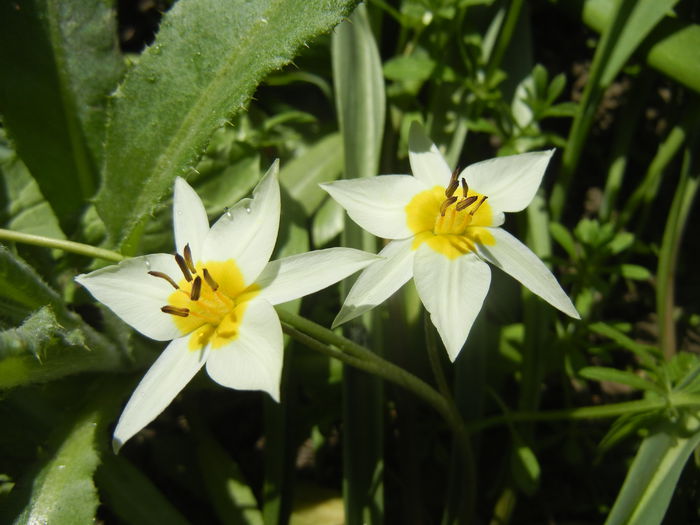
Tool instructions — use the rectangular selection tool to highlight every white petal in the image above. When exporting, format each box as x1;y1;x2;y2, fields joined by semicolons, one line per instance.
205;298;283;401
462;150;554;213
75;254;185;341
203;161;280;285
476;227;579;318
256;248;381;305
113;337;207;451
320;175;426;239
408;121;452;187
333;238;415;327
413;245;491;362
174;177;210;260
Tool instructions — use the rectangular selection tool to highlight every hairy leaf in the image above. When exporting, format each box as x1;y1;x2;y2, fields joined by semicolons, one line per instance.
0;0;124;234
96;0;357;252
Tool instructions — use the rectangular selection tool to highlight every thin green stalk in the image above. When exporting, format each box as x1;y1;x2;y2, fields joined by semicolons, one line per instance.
656;143;699;359
551;0;636;220
466;391;700;433
277;310;477;520
599;70;653;221
424;312;452;400
485;0;524;80
0;229;124;262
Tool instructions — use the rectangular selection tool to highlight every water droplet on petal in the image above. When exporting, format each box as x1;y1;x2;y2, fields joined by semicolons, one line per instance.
245;206;251;214
224;206;232;219
145;259;151;269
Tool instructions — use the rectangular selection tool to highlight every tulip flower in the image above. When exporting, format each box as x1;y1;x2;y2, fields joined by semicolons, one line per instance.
321;123;579;361
77;162;378;450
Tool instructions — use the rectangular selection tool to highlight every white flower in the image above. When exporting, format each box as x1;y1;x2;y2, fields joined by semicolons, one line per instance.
321;123;579;362
76;162;378;451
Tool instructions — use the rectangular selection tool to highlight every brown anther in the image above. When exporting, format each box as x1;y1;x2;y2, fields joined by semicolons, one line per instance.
445;168;460;198
190;276;202;301
456;195;478;211
469;195;488;215
203;268;219;291
161;305;190;317
174;253;193;282
183;243;197;274
461;178;469;197
440;196;458;216
148;271;179;290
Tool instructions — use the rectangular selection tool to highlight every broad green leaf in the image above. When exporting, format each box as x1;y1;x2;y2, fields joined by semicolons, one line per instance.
96;0;357;252
577;0;700;94
0;0;124;234
280;133;344;216
0;306;123;390
332;4;385;182
4;380;125;525
312;197;345;247
0;154;64;239
0;245;67;323
96;454;191;525
606;415;700;525
579;366;665;395
598;0;679;87
332;4;386;523
194;420;263;525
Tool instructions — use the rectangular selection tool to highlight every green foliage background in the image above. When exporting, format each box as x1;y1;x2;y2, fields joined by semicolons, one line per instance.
1;0;700;523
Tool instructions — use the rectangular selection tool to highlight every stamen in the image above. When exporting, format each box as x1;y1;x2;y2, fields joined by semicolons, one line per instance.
183;244;197;274
469;195;488;215
440;196;458;216
445;168;460;198
461;178;469;197
148;271;179;290
456;195;478;211
174;253;193;282
203;268;219;291
161;305;190;317
190;276;202;301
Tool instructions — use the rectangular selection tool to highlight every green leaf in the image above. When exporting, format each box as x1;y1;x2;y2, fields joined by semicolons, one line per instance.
606;415;700;525
3;380;125;525
312;197;345;247
620;263;652;281
510;442;541;496
383;52;436;82
0;306;123;390
0;0;124;235
0;245;67;323
332;4;385;524
96;455;191;525
598;0;679;87
96;0;356;252
0;154;65;239
194;421;263;525
589;322;660;360
549;221;577;260
280;133;344;216
579;366;665;395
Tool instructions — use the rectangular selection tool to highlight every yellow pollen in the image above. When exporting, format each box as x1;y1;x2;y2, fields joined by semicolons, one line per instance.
163;258;259;350
405;184;496;259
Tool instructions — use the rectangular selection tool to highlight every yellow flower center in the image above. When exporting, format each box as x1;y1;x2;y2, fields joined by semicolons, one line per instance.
405;173;496;259
150;245;258;351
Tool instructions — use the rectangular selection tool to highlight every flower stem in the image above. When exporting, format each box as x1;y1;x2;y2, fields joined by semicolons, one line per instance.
0;229;124;262
277;308;477;521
